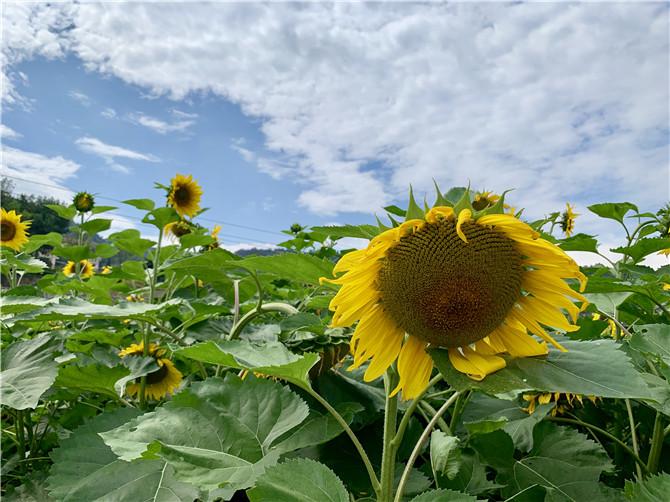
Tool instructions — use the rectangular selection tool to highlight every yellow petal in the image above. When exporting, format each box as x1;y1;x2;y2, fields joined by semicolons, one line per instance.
456;209;472;243
391;336;433;399
494;324;548;357
426;206;455;223
448;346;506;380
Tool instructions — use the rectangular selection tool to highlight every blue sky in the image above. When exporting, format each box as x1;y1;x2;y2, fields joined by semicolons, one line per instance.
1;2;668;257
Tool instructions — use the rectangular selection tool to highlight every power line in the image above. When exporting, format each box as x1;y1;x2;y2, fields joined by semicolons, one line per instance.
1;173;287;237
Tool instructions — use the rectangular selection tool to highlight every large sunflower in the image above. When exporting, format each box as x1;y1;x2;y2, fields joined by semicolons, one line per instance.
62;259;95;279
167;174;203;218
119;342;183;400
322;189;587;399
0;208;30;251
559;203;578;237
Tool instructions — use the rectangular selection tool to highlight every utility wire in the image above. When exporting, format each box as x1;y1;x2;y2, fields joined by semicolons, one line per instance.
1;173;287;237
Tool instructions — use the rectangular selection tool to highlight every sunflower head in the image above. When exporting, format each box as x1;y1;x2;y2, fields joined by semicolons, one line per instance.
165;219;194;238
559;203;578;237
523;392;598;416
322;186;587;399
0;208;30;252
167;174;203;218
73;192;95;213
119;342;182;400
472;191;501;211
126;293;145;302
101;265;112;274
62;259;95;279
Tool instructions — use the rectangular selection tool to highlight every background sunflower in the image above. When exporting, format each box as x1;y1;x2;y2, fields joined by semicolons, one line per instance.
167;174;203;218
0;208;30;251
119;342;183;400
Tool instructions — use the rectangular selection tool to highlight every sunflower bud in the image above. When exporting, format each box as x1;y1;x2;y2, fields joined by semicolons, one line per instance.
73;192;95;213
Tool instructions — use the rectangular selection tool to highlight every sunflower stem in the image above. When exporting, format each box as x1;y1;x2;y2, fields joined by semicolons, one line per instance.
394;391;460;502
418;401;451;435
228;302;299;340
140;225;165;408
303;385;381;496
624;398;643;478
391;375;444;450
15;410;25;460
379;369;400;502
646;411;664;474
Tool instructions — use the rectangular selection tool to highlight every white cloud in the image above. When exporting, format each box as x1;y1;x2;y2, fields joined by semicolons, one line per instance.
222;242;279;253
0;146;79;200
127;109;196;134
0;124;21;140
4;3;669;218
101;107;117;119
75;136;159;174
68;90;91;106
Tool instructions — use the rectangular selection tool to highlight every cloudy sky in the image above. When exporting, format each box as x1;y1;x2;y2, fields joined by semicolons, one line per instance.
1;2;668;257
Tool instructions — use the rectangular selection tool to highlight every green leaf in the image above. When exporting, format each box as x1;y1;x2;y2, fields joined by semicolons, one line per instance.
612;238;670;263
163;248;238;278
175;340;319;390
23;232;63;254
625;473;670;501
431;338;652;399
430;431;461;480
114;356;160;397
101;376;310;492
0;335;59;409
410;489;481;502
309;224;380;241
48;408;199;502
178;232;214;248
384;205;407;217
629;324;670;364
247;458;348;502
90;205;117;215
1;254;47;273
52;245;91;262
123;198;155;211
588;202;638;223
558;233;599;253
584;292;633;318
54;364;129;399
92;243;118;259
142;207;179;229
79;218;111;235
0;296;60;314
438;452;500;495
498;422;613;502
46;204;77;221
108;229;155;257
234;253;334;285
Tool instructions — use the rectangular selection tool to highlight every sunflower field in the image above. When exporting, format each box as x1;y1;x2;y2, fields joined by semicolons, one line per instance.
2;177;670;502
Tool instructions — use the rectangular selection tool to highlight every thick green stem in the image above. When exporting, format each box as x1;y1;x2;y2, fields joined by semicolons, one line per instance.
646;412;664;474
16;410;25;460
624;398;643;478
379;370;399;502
140;227;164;408
394;392;460;502
548;417;649;474
304;386;381;496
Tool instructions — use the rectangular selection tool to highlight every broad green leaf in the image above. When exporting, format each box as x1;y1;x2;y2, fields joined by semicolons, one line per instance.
612;238;670;263
468;430;515;470
79;218;111;235
142;207;179;229
234;253;334;285
123;198;155;211
90;205;117;214
430;431;461;480
162;248;239;280
640;373;670;417
0;335;59;409
584;292;633;317
411;489;481;502
438;452;500;496
178;232;214;248
54;364;129;399
431;338;652;399
498;422;613;502
309;224;379;241
588;202;638;223
108;229;155;257
92;243;117;258
46;204;77;221
0;296;60;314
0;254;47;273
52;245;91;262
558;233;599;253
624;473;670;501
629;324;670;364
247;458;348;502
23;232;63;254
48;408;199;502
101;376;309;492
176;340;319;389
10;298;181;324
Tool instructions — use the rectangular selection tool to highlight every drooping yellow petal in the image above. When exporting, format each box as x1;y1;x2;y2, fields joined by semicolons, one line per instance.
494;323;548;357
426;206;455;223
391;336;433;399
448;346;506;381
456;209;472;243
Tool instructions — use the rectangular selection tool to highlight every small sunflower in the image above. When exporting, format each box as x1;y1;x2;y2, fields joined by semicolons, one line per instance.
592;313;618;338
207;225;222;250
559;203;578;237
126;293;145;302
322;188;587;399
167;174;203;218
0;208;30;251
101;265;112;274
62;259;95;279
522;392;598;416
164;219;194;239
119;342;182;400
73;191;95;213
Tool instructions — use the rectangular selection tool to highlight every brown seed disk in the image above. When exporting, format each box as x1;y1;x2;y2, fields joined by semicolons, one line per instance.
377;219;523;348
